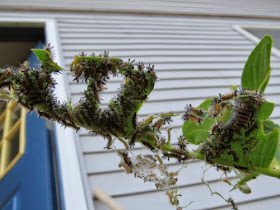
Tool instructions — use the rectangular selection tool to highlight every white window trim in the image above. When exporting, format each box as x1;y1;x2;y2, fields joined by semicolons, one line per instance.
232;25;280;58
0;17;88;210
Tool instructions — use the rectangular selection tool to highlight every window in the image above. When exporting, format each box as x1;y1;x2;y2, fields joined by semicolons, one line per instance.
0;95;26;180
232;25;280;57
243;28;280;50
0;25;44;180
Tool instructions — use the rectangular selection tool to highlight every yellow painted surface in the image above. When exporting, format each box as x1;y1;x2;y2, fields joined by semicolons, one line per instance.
5;120;21;141
0;99;26;179
20;109;26;153
0;103;12;173
0;111;6;124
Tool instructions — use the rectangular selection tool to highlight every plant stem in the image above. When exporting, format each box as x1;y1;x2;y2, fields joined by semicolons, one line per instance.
189;151;280;179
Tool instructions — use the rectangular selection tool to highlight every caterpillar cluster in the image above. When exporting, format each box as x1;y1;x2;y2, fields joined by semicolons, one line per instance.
202;89;263;165
69;52;161;150
0;47;161;150
70;52;161;150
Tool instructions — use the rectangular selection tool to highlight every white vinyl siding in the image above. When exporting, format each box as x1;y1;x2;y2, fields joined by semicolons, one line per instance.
57;14;280;210
1;11;280;210
1;0;280;19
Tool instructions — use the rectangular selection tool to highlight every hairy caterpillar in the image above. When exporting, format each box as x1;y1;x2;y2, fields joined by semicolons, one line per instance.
210;122;221;136
185;104;203;115
141;140;155;151
182;114;202;124
212;98;221;117
219;90;237;101
0;70;12;81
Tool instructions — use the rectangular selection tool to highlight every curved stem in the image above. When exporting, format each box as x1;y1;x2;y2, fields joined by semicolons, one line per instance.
189;151;280;179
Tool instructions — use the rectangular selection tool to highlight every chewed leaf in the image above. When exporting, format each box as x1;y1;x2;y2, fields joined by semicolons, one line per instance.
182;118;213;145
263;121;280;168
256;101;275;120
241;35;273;93
252;124;279;168
263;120;279;134
32;49;63;72
219;101;278;168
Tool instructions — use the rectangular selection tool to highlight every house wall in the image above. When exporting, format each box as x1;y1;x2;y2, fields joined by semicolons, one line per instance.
1;10;280;210
1;0;280;19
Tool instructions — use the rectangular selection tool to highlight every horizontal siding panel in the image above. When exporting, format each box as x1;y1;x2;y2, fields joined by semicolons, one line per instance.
58;23;230;31
218;196;280;210
61;39;252;46
62;45;256;51
59;27;238;35
57;18;229;27
94;175;280;210
61;34;243;40
63;50;255;58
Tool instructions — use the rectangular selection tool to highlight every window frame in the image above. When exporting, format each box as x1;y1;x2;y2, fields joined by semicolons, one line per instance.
0;101;26;180
232;24;280;58
0;17;88;210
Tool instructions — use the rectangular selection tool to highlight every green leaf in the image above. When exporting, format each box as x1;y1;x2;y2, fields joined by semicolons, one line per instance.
32;49;63;72
264;122;280;168
249;101;278;168
183;98;214;145
208;99;278;169
241;35;273;93
183;97;233;145
198;97;214;110
256;101;275;120
252;125;279;167
263;120;279;134
182;118;213;145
